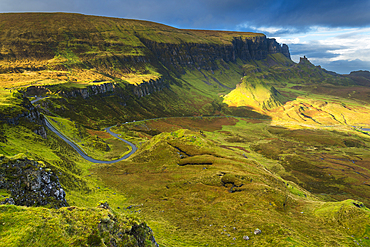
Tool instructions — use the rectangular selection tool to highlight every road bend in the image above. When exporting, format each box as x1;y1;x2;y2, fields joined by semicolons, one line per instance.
44;117;137;164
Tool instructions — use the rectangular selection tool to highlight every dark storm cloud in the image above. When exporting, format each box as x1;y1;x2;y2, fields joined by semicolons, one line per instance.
248;0;370;28
1;0;370;31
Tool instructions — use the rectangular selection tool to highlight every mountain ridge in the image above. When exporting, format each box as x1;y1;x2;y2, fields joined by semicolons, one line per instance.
0;13;290;78
1;12;370;247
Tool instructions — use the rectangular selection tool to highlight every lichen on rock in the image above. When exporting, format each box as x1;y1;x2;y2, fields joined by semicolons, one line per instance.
0;155;68;208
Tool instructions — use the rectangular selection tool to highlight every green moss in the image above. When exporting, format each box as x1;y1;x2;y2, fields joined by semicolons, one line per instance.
0;205;157;247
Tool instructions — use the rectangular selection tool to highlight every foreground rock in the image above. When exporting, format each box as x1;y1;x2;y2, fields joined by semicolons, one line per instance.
95;202;159;247
1;202;159;247
0;154;68;208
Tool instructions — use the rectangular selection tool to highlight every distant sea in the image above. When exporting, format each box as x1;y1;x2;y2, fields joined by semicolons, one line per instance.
362;128;370;132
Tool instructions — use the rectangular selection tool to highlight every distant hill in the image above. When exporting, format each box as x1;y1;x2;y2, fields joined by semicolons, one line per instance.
347;70;370;86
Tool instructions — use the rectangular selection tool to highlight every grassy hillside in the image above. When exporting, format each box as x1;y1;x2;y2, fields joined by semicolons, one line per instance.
0;203;158;247
1;12;370;246
223;79;285;110
0;13;263;87
100;118;370;246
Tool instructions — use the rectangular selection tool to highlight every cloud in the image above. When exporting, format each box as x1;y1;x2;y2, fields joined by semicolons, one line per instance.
319;59;370;74
0;0;370;74
278;26;370;73
238;24;301;36
1;0;370;31
290;42;342;60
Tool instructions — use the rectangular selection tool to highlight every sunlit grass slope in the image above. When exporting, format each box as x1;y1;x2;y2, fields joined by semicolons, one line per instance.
223;78;285;110
98;119;370;246
221;54;370;127
0;204;157;247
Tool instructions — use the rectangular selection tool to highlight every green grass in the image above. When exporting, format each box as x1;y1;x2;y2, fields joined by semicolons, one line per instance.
94;119;370;246
0;204;156;247
223;78;285;110
45;115;131;161
1;13;370;246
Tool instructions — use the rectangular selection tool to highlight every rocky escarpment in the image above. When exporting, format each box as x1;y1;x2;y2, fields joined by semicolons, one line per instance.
0;13;291;81
60;82;115;99
141;36;291;73
25;85;52;96
132;78;168;98
0;98;44;125
39;79;167;100
0;155;68;208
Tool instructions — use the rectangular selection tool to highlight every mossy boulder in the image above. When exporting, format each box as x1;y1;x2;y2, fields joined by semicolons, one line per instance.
0;155;68;208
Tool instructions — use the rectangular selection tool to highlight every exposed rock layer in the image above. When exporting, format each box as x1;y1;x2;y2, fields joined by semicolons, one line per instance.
142;36;291;73
0;156;68;208
0;97;47;138
132;78;168;98
60;82;115;99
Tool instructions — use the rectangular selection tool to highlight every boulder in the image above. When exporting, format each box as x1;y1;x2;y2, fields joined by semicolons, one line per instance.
0;156;68;208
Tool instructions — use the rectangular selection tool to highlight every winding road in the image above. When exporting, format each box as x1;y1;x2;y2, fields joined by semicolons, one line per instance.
36;96;365;164
31;96;49;104
44;117;137;164
39;108;267;164
31;96;138;163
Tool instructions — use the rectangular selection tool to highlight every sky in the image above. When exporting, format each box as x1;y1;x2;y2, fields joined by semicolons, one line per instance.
1;0;370;74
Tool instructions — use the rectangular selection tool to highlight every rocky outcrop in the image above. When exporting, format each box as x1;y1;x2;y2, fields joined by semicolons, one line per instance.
0;96;47;138
299;56;317;66
25;86;52;96
60;82;115;99
0;101;44;126
94;202;159;247
281;44;291;60
0;156;68;208
268;39;291;59
33;126;47;139
141;36;291;73
132;78;168;98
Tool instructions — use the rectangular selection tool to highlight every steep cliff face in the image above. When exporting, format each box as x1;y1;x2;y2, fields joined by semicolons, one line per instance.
268;40;291;60
0;13;291;80
132;78;168;98
141;36;291;73
25;85;52;96
0;100;43;125
35;79;168;100
60;83;115;99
